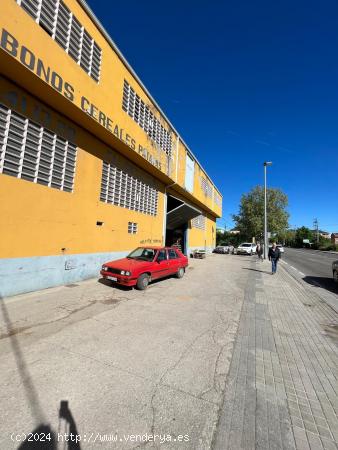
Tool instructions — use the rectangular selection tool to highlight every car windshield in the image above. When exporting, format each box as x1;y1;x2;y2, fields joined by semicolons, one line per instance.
240;244;251;247
127;247;156;261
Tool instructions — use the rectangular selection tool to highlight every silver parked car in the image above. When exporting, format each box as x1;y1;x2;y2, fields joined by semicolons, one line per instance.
213;246;228;254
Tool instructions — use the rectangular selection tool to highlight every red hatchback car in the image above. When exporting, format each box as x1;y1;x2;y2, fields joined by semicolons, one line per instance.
100;246;189;290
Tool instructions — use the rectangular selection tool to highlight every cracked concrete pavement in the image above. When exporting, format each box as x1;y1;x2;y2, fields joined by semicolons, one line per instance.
0;254;244;449
1;253;337;449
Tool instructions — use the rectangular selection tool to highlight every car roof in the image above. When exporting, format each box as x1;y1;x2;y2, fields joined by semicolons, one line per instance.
136;246;179;250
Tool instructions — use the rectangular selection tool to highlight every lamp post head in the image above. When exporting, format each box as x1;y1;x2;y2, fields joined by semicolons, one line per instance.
263;161;273;166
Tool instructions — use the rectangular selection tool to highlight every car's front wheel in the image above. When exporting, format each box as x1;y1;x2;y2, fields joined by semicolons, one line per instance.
333;270;338;284
176;267;185;278
136;273;150;290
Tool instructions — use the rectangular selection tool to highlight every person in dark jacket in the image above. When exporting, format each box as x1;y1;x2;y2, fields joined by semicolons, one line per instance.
256;242;263;261
268;242;281;274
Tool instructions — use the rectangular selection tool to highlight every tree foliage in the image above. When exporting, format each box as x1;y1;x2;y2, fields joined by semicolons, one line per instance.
216;230;243;246
232;186;289;241
294;226;312;247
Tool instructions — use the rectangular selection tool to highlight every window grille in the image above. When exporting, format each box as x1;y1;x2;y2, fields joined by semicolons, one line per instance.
0;103;77;192
128;222;137;234
16;0;102;82
214;192;222;207
100;161;158;216
191;215;206;230
201;176;213;198
122;80;172;158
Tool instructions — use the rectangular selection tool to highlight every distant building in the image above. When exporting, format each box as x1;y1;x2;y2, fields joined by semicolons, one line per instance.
331;233;338;245
229;229;240;235
311;230;331;239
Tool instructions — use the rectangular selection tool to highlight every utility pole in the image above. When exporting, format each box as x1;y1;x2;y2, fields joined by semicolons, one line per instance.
313;218;319;244
263;162;272;259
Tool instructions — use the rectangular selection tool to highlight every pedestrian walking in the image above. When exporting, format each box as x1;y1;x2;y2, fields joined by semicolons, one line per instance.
268;242;281;274
256;242;263;261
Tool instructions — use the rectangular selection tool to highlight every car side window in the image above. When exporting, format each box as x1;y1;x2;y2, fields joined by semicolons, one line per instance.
142;249;155;260
157;250;167;261
168;249;178;259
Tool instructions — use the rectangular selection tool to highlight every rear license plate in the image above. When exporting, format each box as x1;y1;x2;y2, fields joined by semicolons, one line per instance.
107;276;117;281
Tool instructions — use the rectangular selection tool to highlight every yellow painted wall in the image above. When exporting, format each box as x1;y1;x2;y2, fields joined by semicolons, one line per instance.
0;0;222;219
0;78;164;258
189;214;216;250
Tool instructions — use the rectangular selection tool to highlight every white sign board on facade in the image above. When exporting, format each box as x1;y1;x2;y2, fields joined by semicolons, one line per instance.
185;153;195;193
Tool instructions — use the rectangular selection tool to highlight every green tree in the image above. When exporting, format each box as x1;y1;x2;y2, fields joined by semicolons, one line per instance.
295;226;313;247
283;229;296;247
232;186;289;241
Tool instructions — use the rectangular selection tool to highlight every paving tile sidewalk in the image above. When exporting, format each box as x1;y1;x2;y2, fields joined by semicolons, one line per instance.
213;259;338;450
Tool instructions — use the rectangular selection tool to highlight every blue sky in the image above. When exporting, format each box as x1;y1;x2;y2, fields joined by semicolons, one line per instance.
88;0;338;233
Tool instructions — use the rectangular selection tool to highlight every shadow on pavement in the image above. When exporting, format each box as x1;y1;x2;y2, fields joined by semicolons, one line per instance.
98;277;133;291
242;267;272;275
302;276;338;295
0;296;81;449
98;274;179;290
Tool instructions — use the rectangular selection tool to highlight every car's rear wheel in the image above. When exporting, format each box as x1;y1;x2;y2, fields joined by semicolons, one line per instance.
334;270;338;283
136;274;150;290
176;267;185;278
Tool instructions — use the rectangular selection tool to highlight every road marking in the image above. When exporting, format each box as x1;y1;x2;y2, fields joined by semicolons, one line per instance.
281;260;305;277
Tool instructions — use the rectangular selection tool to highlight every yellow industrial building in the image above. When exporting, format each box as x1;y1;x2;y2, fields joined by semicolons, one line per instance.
0;0;222;297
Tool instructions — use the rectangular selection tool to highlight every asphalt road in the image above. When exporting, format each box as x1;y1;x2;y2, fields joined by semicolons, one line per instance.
282;247;338;294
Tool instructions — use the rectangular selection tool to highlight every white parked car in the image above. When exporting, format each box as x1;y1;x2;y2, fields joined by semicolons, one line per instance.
269;244;285;253
236;243;257;255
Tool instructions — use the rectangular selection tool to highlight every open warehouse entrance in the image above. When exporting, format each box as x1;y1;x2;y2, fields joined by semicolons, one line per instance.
165;194;201;255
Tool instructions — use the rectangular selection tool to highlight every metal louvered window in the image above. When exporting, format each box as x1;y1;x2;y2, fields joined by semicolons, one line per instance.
122;80;172;158
214;192;222;207
128;222;137;234
191;215;206;230
16;0;102;82
0;104;77;192
201;176;213;198
100;161;158;216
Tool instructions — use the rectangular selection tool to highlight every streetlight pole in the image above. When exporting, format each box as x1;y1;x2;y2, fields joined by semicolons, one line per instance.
263;161;272;259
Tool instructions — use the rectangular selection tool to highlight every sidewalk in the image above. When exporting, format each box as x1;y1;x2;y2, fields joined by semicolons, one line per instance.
0;255;337;449
214;259;338;450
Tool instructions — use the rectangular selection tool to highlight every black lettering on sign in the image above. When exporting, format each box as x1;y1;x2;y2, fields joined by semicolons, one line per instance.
1;29;18;57
113;124;119;138
64;82;74;101
36;59;50;83
20;46;35;70
51;72;63;92
0;28;164;172
81;96;90;112
1;28;75;104
90;103;98;120
106;118;113;132
98;111;106;127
